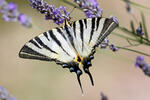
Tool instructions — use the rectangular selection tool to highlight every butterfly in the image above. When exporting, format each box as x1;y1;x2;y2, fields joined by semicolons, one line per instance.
19;17;118;93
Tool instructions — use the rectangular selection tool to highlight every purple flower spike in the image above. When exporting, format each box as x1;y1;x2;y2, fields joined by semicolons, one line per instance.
0;86;9;99
18;13;32;27
1;2;18;22
0;1;32;28
99;38;109;49
135;56;150;77
74;0;103;18
125;0;131;12
0;0;5;8
136;26;144;37
0;86;17;100
7;2;17;11
109;16;119;24
28;0;70;25
100;92;108;100
109;44;119;52
135;56;144;67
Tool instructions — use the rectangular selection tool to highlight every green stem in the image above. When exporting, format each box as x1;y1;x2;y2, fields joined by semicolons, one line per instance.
117;27;150;43
112;32;150;46
112;32;138;42
117;46;150;57
129;1;150;11
61;0;82;10
122;0;150;10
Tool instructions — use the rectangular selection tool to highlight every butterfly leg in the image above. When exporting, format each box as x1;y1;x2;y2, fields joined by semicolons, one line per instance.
61;62;83;93
83;55;94;86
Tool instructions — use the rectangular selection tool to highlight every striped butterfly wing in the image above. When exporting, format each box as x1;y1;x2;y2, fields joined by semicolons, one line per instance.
19;17;118;93
71;17;118;87
19;28;77;64
72;17;118;58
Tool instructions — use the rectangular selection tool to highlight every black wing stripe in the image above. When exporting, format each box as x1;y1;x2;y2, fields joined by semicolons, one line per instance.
100;18;113;35
73;22;76;37
29;40;41;49
79;20;84;51
96;17;101;31
56;27;67;40
98;22;118;43
84;19;87;28
89;18;96;43
43;32;50;41
34;36;58;54
48;30;70;56
65;26;76;49
19;45;50;61
96;18;113;43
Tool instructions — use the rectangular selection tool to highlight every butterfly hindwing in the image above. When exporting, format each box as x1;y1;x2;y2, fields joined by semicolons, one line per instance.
71;17;118;86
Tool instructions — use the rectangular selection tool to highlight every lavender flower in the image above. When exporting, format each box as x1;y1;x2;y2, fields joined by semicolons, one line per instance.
0;0;6;8
18;13;32;27
99;38;119;52
28;0;70;25
74;0;103;18
109;16;119;24
125;0;131;12
99;38;109;49
1;2;18;22
0;0;31;28
135;56;150;76
109;44;119;52
0;86;17;100
100;92;108;100
136;26;144;37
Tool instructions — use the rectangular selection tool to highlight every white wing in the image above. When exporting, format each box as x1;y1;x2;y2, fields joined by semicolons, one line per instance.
19;27;77;63
72;17;118;58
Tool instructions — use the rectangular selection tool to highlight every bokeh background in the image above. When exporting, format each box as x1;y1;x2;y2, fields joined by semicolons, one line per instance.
0;0;150;100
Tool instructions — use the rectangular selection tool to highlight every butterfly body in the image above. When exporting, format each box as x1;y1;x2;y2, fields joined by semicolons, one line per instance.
19;17;118;93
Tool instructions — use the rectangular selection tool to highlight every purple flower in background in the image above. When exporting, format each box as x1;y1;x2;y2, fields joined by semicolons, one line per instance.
135;56;145;67
135;56;150;76
0;0;31;28
0;86;17;100
1;2;18;22
28;0;70;25
0;0;6;8
136;26;144;37
18;13;32;27
100;92;108;100
99;38;109;49
99;38;119;52
125;0;131;12
74;0;103;18
109;16;119;24
109;44;119;52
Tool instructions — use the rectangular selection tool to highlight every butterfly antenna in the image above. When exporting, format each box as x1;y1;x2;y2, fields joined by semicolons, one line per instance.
76;70;84;94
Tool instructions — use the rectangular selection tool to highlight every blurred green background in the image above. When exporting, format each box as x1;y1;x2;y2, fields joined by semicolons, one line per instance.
0;0;150;100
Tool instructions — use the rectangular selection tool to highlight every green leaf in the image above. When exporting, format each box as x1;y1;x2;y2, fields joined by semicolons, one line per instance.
141;12;149;40
130;20;135;34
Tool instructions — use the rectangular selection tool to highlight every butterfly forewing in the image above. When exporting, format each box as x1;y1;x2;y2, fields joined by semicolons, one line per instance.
19;28;77;63
72;17;118;58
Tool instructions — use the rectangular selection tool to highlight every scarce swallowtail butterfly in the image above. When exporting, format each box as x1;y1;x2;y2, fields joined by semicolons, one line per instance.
19;17;118;93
